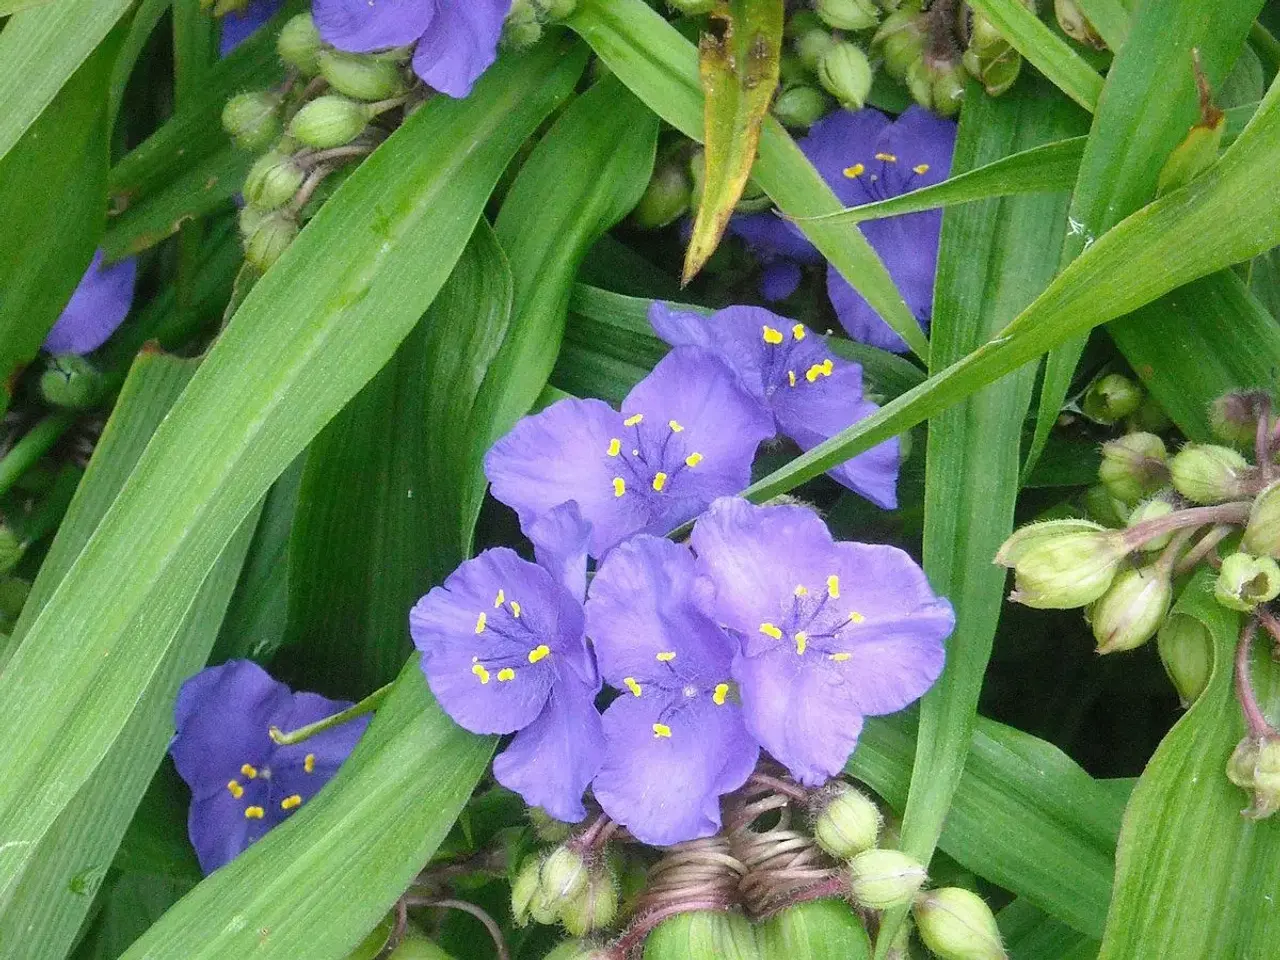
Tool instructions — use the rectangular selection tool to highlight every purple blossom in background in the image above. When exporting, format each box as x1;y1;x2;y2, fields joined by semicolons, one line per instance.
169;660;369;874
485;348;774;559
691;498;953;786
42;250;137;356
410;503;604;821
218;0;281;57
731;106;956;352
649;303;900;509
586;535;758;846
313;0;511;98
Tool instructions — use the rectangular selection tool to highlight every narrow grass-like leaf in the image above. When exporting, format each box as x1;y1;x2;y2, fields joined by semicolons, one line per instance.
998;899;1096;960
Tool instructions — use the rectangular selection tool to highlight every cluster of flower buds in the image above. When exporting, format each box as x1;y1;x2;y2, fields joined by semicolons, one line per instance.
959;5;1024;97
780;8;876;122
513;834;620;938
872;0;964;117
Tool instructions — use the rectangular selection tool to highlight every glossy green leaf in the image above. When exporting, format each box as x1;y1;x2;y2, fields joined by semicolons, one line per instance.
567;0;929;359
1099;572;1280;957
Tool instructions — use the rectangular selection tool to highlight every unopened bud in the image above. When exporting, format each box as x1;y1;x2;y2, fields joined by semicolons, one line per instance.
632;158;691;229
382;933;452;959
874;8;926;80
1243;481;1280;558
512;857;543;926
928;61;966;117
277;13;322;76
1090;565;1172;654
317;50;406;101
1129;395;1172;434
810;783;882;859
243;211;298;270
221;91;281;152
912;887;1007;960
288;95;372;149
817;42;873;110
0;524;25;576
1209;390;1269;449
40;354;105;409
1054;0;1105;48
536;0;579;21
905;60;933;111
735;178;772;214
1169;443;1253;503
1157;116;1224;196
560;870;618;936
1082;373;1144;425
816;0;880;31
503;0;543;49
962;39;1021;97
794;26;837;72
1214;552;1280;612
540;846;590;905
1157;613;1213;707
848;849;927;910
243;150;305;210
1127;498;1175;551
1098;432;1169;504
773;85;831;129
1228;737;1280;820
995;520;1130;609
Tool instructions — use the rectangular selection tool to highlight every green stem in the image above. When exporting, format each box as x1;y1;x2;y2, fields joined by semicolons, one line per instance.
1249;21;1280;76
0;412;78;499
269;681;393;745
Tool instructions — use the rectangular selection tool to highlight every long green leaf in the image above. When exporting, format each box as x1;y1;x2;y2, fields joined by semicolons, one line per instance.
998;899;1095;960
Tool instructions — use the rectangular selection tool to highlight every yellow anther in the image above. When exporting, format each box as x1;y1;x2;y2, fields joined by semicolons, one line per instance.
497;667;516;682
304;754;316;774
281;794;302;811
669;419;684;433
494;589;505;607
712;683;730;706
656;651;676;662
829;652;852;662
685;452;703;467
529;644;551;663
472;663;491;684
794;584;808;597
475;612;487;634
795;632;809;655
510;601;521;618
875;152;897;162
843;163;865;177
607;437;621;457
652;723;672;738
612;477;626;498
624;677;643;697
227;780;244;799
805;359;834;383
913;163;930;175
244;806;265;820
788;370;797;388
241;764;258;779
827;575;840;599
759;622;783;640
762;325;784;345
792;323;806;341
652;472;668;492
624;413;644;427
848;611;866;624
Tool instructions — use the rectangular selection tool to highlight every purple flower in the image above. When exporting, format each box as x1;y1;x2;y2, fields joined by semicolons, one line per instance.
731;106;956;353
485;348;774;559
313;0;511;98
649;303;900;509
169;660;370;874
42;250;136;356
585;535;758;846
410;502;604;822
691;498;954;786
218;0;282;57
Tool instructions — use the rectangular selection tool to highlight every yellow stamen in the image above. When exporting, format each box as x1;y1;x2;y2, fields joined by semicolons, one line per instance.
792;323;806;341
759;622;783;640
472;663;491;684
762;325;784;345
244;806;265;820
652;723;672;738
849;611;866;624
304;754;315;774
913;163;930;175
510;601;521;618
805;358;834;383
656;651;676;662
829;652;852;662
668;419;684;433
685;452;703;467
474;612;486;634
494;589;505;607
607;437;621;457
875;152;897;162
241;764;257;779
612;477;626;498
788;370;797;388
794;584;808;597
624;677;642;697
712;683;730;706
497;667;516;682
281;794;302;811
652;472;668;492
624;413;644;427
529;644;551;663
227;780;244;799
843;163;865;178
827;575;840;599
795;631;808;655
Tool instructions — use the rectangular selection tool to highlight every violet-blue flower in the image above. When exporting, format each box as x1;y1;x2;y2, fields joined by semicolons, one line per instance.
42;250;136;356
691;497;954;786
410;502;604;822
585;535;758;846
731;106;956;352
218;0;282;57
169;659;370;874
313;0;511;98
485;348;774;559
649;303;900;509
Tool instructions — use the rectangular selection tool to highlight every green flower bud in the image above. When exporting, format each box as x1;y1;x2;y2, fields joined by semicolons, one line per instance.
1209;390;1269;448
1227;737;1262;788
1054;0;1106;49
503;0;543;49
735;178;772;213
512;857;543;926
243;211;298;270
243;150;305;210
288;95;372;149
632;158;692;229
1127;498;1175;551
1243;481;1280;558
1098;432;1169;505
874;8;926;80
816;0;880;32
317;50;406;102
811;783;883;859
817;42;873;111
912;887;1007;960
1157;613;1213;708
40;354;105;410
560;871;618;936
962;14;1022;97
278;13;322;76
1089;565;1172;655
221;91;282;152
929;61;966;117
238;203;270;238
383;933;452;959
1228;737;1280;820
1214;552;1280;612
536;0;579;21
904;59;933;110
848;849;927;910
0;525;25;576
1169;443;1254;504
995;520;1130;610
1128;395;1173;434
540;846;589;905
1082;373;1144;425
530;806;572;843
773;85;831;130
794;26;838;72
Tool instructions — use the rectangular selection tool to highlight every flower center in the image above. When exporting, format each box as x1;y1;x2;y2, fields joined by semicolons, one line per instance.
843;152;930;203
757;323;834;397
469;590;551;684
621;652;734;740
225;755;315;819
605;413;703;502
756;574;865;660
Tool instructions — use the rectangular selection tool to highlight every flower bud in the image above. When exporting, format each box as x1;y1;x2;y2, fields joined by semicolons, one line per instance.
1169;444;1253;504
536;0;579;21
0;524;25;576
243;150;305;210
1228;736;1280;820
1243;481;1280;558
912;887;1007;960
632;158;691;229
540;846;589;905
817;42;873;111
1157;613;1212;708
874;8;926;80
1127;498;1175;551
816;0;880;31
1209;390;1269;449
928;61;966;117
382;933;452;959
243;211;298;270
221;91;282;152
1214;552;1280;612
794;26;837;72
503;0;544;49
512;857;543;926
317;50;406;102
810;783;882;859
995;520;1130;609
1156;112;1224;196
735;178;772;214
848;849;927;910
1090;565;1172;655
962;34;1022;98
1129;395;1172;434
1098;432;1169;505
560;870;619;936
288;95;372;149
277;13;322;76
773;85;831;130
40;354;105;410
1082;373;1143;425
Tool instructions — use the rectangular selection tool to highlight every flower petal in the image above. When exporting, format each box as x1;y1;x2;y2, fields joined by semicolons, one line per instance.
728;209;821;263
761;260;803;301
188;787;274;874
43;251;136;356
313;0;435;53
527;500;592;605
218;0;281;57
271;691;370;779
798;107;894;207
410;0;510;98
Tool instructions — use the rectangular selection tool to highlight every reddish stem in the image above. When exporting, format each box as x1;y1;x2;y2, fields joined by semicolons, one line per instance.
1121;502;1251;550
1237;619;1278;739
609;899;737;958
748;772;809;804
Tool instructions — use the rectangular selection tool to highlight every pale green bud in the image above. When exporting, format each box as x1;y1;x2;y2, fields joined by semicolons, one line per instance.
383;934;452;959
929;61;966;117
1054;0;1105;49
874;8;926;80
560;871;618;936
773;85;831;130
1099;432;1169;505
1228;737;1280;820
912;887;1007;960
1214;552;1280;612
1082;373;1143;425
1209;391;1268;449
1127;498;1175;551
794;26;838;72
1170;444;1254;504
288;95;372;149
243;210;298;270
962;24;1022;97
277;13;322;76
816;0;880;32
632;158;692;229
848;849;927;910
811;783;883;859
243;150;305;210
904;59;933;111
1157;613;1213;708
317;50;406;101
512;857;543;926
995;520;1130;610
536;0;579;21
40;354;105;410
221;91;282;152
1243;481;1280;558
503;0;543;50
818;42;873;110
1089;565;1172;655
238;203;269;238
540;846;589;905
